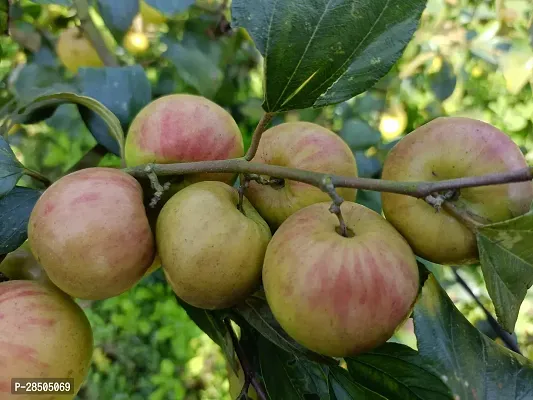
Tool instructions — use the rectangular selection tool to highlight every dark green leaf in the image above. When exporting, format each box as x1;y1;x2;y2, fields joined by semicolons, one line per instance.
145;0;194;15
346;343;453;400
340;119;381;151
414;275;533;399
162;37;224;98
78;66;150;155
329;366;386;400
0;187;41;255
176;298;236;369
0;136;24;197
258;336;330;400
0;0;8;35
232;0;426;112
97;0;139;41
235;292;337;365
12;64;78;104
429;60;456;101
477;212;533;332
354;151;381;178
356;190;382;214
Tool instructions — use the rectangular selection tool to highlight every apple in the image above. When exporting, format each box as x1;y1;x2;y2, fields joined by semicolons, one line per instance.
263;202;419;357
28;167;155;300
0;280;93;398
227;361;257;400
0;242;55;290
56;27;104;73
156;181;271;309
125;94;244;189
245;122;358;229
123;31;150;55
381;117;533;265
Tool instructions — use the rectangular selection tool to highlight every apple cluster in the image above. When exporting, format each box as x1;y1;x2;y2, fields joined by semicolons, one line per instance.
3;94;532;397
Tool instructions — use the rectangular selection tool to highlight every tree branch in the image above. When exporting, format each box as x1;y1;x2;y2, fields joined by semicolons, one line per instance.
72;0;119;67
124;159;533;199
244;113;275;161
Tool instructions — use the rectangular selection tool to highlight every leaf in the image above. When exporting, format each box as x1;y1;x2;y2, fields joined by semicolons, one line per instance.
0;136;24;197
97;0;139;41
429;60;456;101
345;343;453;400
0;187;41;255
175;297;236;368
413;275;533;400
258;336;330;400
77;66;150;156
27;0;71;4
232;0;426;112
162;37;224;98
328;366;386;400
476;212;533;332
499;44;533;95
234;292;337;365
144;0;195;15
339;119;381;151
0;0;8;35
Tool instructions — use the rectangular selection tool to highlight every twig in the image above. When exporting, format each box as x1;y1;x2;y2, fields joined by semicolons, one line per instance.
224;319;268;400
244;113;275;161
72;0;119;67
124;159;533;201
23;168;52;187
453;269;521;355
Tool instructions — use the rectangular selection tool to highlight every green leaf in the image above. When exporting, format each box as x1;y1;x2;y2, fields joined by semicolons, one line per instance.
162;37;224;98
175;298;236;370
235;292;337;365
77;66;151;156
232;0;426;112
477;212;533;332
429;60;456;101
329;366;386;399
413;275;533;399
0;0;8;35
339;119;381;151
0;187;42;255
97;0;139;41
145;0;194;15
258;337;330;400
0;136;24;197
27;0;71;4
346;343;453;400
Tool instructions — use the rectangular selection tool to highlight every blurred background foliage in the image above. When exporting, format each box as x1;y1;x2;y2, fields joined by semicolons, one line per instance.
1;0;532;398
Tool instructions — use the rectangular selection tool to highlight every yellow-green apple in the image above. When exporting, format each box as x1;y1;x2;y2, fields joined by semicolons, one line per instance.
381;117;533;265
0;280;93;398
56;27;104;73
0;242;56;290
28;167;155;300
263;202;419;357
125;94;244;189
245;122;358;229
227;361;257;400
156;181;271;309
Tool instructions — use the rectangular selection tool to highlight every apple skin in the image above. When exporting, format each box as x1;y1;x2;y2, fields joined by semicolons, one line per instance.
0;280;93;399
263;202;419;357
381;117;533;265
156;181;271;310
246;122;358;230
125;94;244;187
28;168;155;300
0;242;56;290
56;27;104;73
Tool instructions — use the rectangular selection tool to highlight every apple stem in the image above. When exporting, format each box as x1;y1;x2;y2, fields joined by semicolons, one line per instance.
224;318;268;400
244;113;276;161
237;174;250;215
23;168;52;187
124;160;533;200
321;177;352;237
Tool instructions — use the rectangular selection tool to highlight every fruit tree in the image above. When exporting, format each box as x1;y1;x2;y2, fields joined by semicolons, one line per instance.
1;0;533;399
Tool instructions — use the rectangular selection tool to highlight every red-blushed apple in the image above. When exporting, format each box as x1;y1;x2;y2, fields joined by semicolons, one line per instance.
156;181;271;309
381;117;533;265
56;27;104;73
0;280;93;398
125;94;244;186
263;202;419;357
245;122;358;229
28;167;155;300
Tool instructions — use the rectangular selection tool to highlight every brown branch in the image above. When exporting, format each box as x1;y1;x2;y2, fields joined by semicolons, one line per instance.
244;113;275;161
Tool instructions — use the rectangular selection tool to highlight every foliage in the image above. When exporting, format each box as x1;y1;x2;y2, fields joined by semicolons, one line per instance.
0;0;533;399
